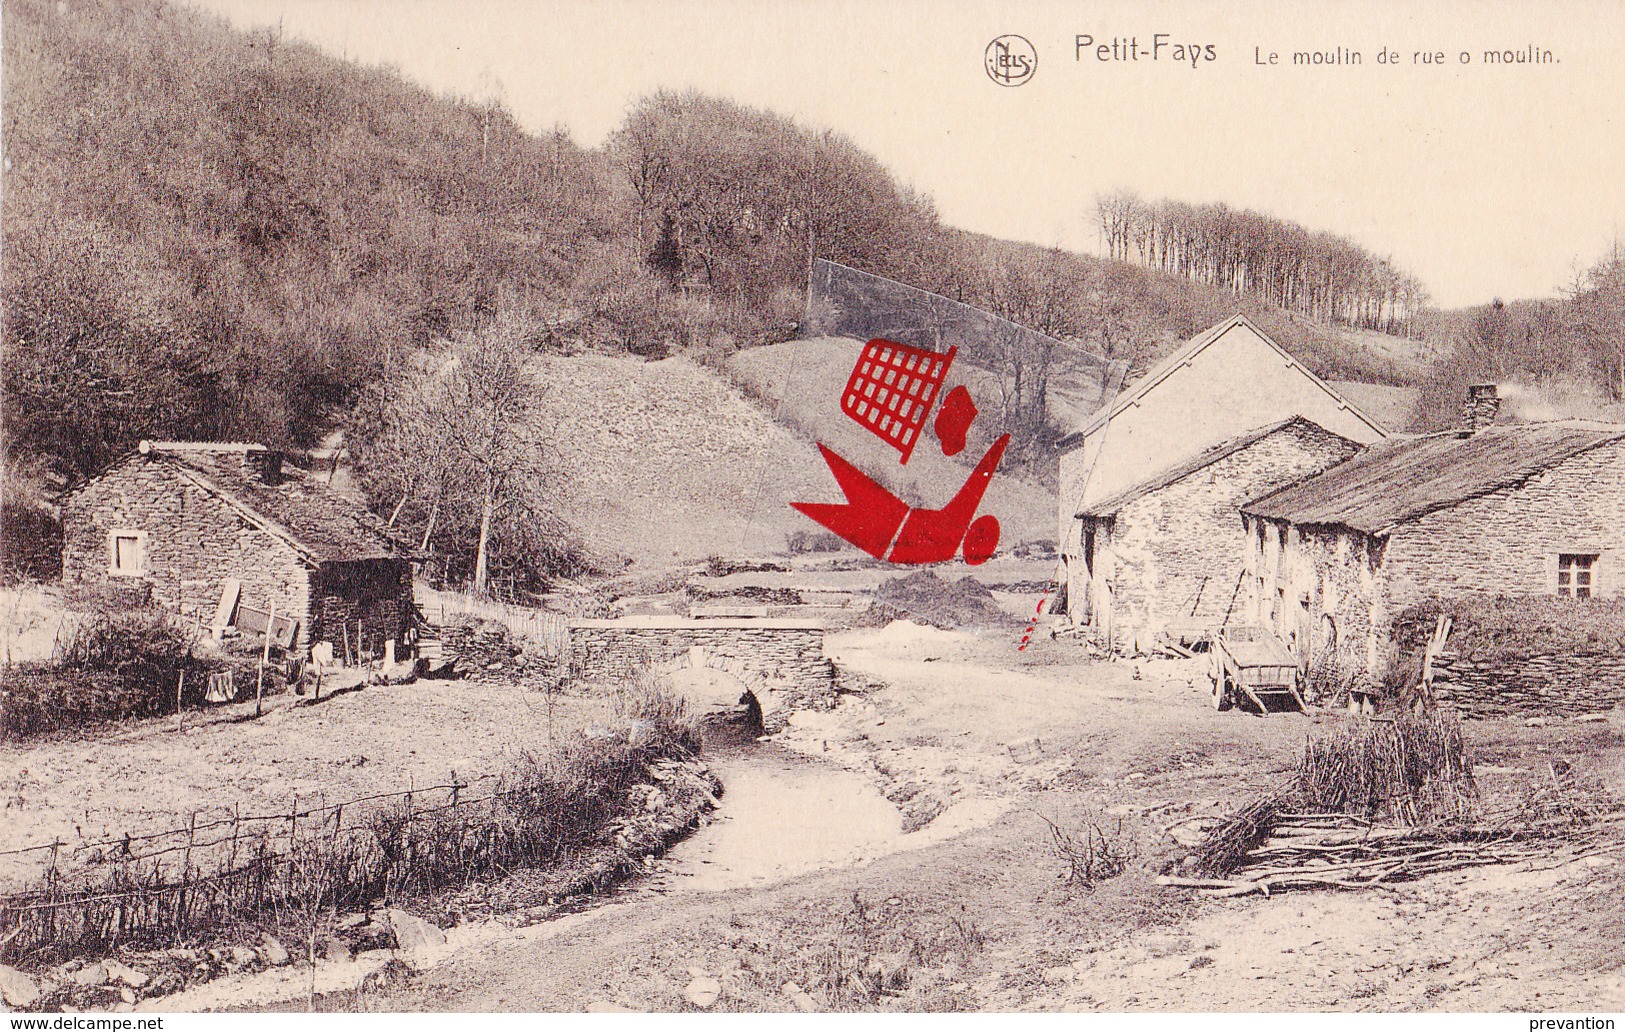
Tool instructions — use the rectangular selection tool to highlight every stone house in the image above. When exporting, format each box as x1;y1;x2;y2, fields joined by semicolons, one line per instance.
1239;398;1625;683
60;441;417;659
1074;416;1363;646
1056;314;1392;642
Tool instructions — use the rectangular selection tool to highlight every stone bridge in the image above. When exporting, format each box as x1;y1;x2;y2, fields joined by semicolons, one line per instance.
566;617;835;729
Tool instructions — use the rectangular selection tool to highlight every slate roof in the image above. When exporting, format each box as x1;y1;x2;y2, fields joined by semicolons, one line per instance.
150;444;413;563
1241;422;1625;535
1076;416;1349;518
1055;315;1388;452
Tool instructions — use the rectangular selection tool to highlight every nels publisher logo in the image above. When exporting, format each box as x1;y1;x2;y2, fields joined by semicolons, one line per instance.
985;35;1036;86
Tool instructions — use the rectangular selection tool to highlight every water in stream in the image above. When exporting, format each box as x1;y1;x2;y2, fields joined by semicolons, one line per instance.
645;709;908;893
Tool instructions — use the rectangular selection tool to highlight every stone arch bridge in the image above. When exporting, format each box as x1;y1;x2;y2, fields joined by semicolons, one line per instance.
566;618;835;729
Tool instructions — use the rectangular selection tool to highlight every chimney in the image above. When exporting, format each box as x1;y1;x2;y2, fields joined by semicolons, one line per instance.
245;449;285;485
1459;384;1500;436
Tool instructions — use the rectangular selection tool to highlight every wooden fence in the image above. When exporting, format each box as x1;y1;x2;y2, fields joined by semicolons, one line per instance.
0;726;684;963
418;589;570;656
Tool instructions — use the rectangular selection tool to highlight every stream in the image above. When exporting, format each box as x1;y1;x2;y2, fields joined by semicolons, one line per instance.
642;717;908;894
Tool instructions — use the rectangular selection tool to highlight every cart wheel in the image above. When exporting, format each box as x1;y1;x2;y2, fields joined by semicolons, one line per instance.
1210;670;1232;711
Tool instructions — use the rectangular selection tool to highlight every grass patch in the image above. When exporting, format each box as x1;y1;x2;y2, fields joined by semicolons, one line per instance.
0;676;705;967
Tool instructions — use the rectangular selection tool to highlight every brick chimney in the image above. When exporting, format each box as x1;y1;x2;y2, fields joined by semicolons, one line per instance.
1459;384;1500;436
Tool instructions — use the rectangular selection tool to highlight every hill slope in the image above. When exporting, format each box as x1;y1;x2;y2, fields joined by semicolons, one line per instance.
545;352;1056;567
3;0;1444;584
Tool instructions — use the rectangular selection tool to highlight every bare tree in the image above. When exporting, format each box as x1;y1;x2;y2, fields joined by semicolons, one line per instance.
430;316;551;595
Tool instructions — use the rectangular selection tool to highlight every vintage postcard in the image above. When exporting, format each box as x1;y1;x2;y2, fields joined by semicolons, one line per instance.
2;0;1623;1020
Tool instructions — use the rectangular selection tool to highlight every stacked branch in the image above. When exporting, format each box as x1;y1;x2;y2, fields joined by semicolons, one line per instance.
1166;713;1623;896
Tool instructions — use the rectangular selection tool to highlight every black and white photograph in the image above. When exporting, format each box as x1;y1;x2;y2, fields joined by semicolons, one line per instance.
1;0;1623;1018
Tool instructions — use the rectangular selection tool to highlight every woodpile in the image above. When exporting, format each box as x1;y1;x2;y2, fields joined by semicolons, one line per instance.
1164;712;1624;896
1162;805;1625;897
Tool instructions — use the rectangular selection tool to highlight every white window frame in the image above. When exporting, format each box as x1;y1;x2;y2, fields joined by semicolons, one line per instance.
108;529;148;577
1556;552;1599;599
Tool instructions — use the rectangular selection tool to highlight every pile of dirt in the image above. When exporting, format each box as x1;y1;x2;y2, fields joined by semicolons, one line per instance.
873;572;1016;630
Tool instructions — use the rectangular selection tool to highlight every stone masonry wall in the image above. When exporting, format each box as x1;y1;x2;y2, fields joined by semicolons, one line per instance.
568;618;834;727
61;455;312;643
1248;438;1625;682
1106;420;1361;642
1381;439;1625;606
1431;649;1625;717
1248;522;1387;677
309;559;415;660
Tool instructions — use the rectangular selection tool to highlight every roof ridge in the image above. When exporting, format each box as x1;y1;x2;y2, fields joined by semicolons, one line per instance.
1057;314;1389;450
1077;414;1349;518
1242;423;1625;533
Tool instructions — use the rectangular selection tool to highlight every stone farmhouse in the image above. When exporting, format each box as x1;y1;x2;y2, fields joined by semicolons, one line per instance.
1056;314;1394;646
60;441;417;660
1240;397;1625;682
1073;416;1364;645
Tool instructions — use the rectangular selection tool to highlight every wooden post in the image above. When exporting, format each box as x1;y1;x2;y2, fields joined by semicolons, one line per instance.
176;669;186;733
257;600;276;718
178;811;198;933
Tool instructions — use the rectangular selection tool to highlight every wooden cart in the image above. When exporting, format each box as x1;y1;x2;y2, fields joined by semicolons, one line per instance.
1207;625;1306;714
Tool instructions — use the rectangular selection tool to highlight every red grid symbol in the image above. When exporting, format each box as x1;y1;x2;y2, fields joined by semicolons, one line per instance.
839;339;957;465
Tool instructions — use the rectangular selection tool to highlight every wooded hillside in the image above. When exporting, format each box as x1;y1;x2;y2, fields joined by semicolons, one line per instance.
16;0;1576;586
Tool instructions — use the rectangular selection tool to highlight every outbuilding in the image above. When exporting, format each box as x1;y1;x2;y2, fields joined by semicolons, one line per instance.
1240;398;1625;683
60;441;417;661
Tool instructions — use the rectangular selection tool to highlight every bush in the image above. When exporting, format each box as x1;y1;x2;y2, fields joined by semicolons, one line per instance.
1394;596;1625;664
0;502;61;584
0;609;218;740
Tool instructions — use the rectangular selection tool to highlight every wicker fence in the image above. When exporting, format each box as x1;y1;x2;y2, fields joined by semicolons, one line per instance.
0;727;698;963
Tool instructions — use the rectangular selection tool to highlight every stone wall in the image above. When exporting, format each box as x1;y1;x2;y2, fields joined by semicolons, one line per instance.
1106;420;1361;642
61;455;312;643
1246;438;1625;681
1246;520;1388;678
568;617;834;728
1431;648;1625;717
309;559;415;660
1382;439;1625;605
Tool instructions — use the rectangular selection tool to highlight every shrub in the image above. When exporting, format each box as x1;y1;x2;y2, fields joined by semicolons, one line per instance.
1393;595;1625;664
1039;810;1136;889
0;502;61;584
0;609;219;740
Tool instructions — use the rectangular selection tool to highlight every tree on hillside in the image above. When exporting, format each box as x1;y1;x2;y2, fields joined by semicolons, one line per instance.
1093;189;1429;337
607;89;943;339
349;315;577;597
1569;243;1625;401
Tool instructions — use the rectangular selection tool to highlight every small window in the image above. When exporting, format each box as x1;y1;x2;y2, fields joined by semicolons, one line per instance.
1557;554;1598;598
109;531;146;576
